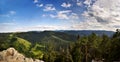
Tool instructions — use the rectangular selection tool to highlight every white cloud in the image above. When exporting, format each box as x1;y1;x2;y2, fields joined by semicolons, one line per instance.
57;13;69;19
50;12;69;20
36;4;43;7
15;25;68;32
80;0;120;31
42;14;47;17
0;24;70;32
61;3;71;8
77;1;82;6
70;13;79;19
83;0;92;7
0;22;17;33
49;10;79;20
34;0;38;3
59;10;72;14
0;23;16;28
9;11;16;15
0;11;16;17
0;22;68;32
0;14;9;17
49;14;56;18
70;17;114;31
20;26;55;31
1;23;16;25
43;4;56;11
50;10;71;20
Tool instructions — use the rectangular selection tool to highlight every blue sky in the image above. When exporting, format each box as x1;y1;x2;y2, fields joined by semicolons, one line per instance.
0;0;120;32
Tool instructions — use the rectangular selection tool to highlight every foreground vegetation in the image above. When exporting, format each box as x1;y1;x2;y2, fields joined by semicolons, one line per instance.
0;30;120;62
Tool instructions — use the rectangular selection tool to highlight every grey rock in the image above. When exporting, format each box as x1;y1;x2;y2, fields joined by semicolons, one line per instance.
0;48;44;62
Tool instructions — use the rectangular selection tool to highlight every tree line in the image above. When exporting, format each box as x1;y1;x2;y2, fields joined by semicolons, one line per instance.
42;29;120;62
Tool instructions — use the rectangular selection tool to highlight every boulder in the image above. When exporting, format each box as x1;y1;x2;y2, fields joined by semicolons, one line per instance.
0;47;44;62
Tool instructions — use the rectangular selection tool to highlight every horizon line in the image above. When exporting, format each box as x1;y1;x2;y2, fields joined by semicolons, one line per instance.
0;29;116;33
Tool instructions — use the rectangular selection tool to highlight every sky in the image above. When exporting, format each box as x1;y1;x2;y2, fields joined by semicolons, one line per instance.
0;0;120;32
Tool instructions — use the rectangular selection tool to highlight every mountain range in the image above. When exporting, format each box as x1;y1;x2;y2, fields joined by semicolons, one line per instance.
0;30;115;43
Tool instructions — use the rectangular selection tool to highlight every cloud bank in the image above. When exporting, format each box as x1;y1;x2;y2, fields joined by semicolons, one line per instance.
73;0;120;31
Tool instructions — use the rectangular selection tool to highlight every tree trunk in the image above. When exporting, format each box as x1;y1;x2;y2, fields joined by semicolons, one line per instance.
85;45;88;62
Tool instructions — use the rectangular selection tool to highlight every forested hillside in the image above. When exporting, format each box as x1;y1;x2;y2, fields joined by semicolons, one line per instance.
16;31;77;43
62;30;114;37
0;30;120;62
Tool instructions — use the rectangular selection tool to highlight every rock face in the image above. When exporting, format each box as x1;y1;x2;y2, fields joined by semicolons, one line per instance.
0;48;44;62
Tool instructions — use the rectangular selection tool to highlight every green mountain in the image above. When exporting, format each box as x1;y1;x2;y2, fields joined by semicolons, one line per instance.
58;30;114;37
16;31;77;43
0;30;114;44
11;37;32;52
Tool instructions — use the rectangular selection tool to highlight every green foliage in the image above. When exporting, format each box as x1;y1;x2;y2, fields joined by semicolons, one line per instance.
55;48;73;62
16;31;77;43
1;30;120;62
30;43;44;59
12;37;31;53
43;42;57;62
107;30;120;61
8;34;44;59
0;33;10;50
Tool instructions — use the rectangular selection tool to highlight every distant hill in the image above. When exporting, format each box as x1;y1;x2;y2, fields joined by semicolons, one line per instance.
16;31;77;43
58;30;115;37
0;30;115;44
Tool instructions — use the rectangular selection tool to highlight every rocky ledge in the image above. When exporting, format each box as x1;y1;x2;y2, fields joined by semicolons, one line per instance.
0;48;44;62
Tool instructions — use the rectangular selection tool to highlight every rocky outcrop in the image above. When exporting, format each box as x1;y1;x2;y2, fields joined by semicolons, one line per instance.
0;48;44;62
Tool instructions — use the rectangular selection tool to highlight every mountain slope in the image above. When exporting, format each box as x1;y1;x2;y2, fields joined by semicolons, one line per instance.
12;37;32;52
0;30;115;44
61;30;114;37
16;31;77;43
